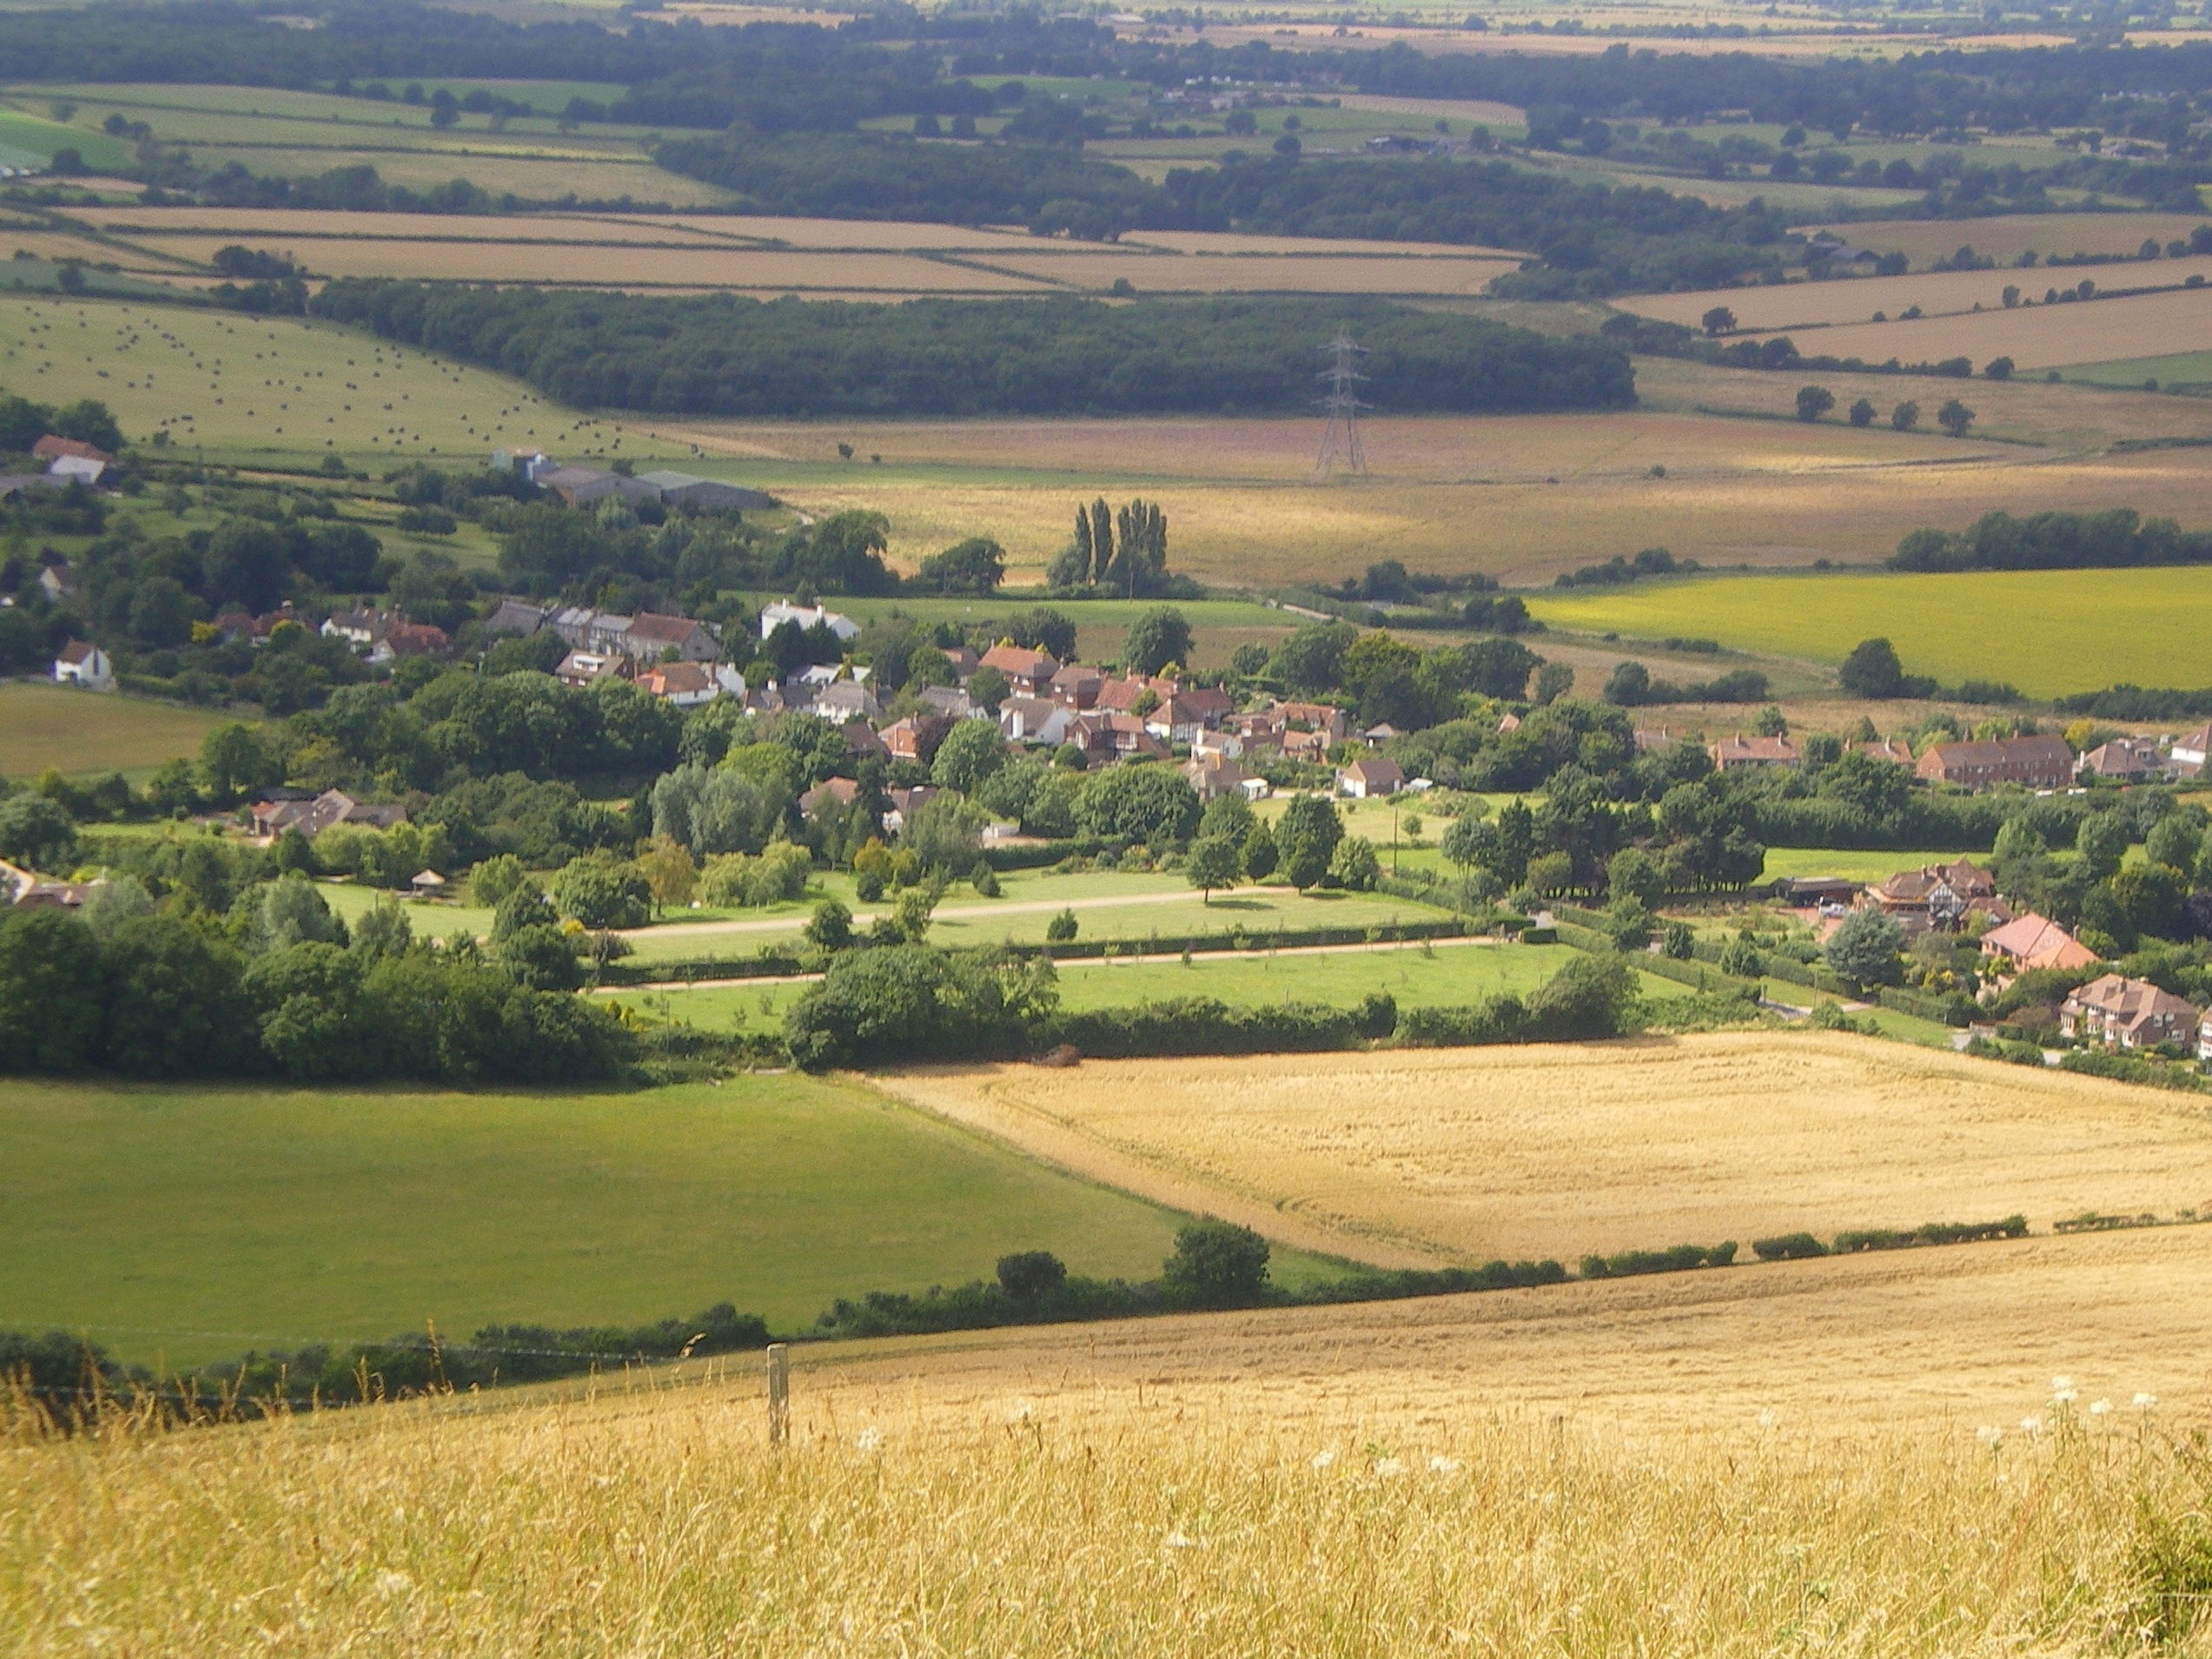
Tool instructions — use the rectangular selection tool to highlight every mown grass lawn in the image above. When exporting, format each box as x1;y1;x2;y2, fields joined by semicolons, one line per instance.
0;1074;1302;1366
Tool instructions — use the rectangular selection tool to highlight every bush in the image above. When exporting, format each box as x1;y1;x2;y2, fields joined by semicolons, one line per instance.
1751;1232;1828;1261
1580;1240;1736;1279
1161;1219;1271;1308
699;842;812;909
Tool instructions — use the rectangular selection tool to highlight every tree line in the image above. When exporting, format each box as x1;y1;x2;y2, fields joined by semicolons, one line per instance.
1890;507;2212;573
308;284;1636;419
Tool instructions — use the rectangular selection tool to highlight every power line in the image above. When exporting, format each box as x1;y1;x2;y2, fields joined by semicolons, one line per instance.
1315;330;1370;477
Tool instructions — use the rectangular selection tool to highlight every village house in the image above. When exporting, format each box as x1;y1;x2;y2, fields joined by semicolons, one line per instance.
758;601;859;644
883;785;940;834
999;694;1075;748
51;638;111;689
252;788;407;841
552;607;635;655
915;684;983;723
2199;1012;2212;1064
940;644;980;681
1050;663;1105;710
1863;858;2002;932
878;714;951;764
794;677;880;724
840;721;891;763
34;560;78;606
1852;739;1916;767
622;611;722;664
1914;734;2074;791
1070;711;1168;762
2063;974;2200;1050
1182;755;1259;802
2169;723;2212;777
798;777;863;820
1978;912;2099;983
631;660;725;708
980;643;1061;697
555;649;629;689
2078;738;2162;782
1710;734;1800;771
1339;755;1407;799
481;598;552;637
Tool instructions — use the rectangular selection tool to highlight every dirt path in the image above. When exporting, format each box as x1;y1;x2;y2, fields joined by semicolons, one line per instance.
615;883;1278;944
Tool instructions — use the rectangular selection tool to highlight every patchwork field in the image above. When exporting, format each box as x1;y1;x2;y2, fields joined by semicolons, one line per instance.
1807;210;2212;267
0;682;235;780
1748;284;2212;372
1622;255;2212;336
1528;565;2212;697
0;1073;1285;1366
879;1033;2212;1272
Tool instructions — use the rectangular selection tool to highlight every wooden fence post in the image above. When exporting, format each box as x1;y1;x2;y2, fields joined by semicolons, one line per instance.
766;1343;789;1445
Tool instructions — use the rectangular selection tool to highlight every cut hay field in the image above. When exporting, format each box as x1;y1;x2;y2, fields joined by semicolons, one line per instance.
0;291;687;466
880;1032;2212;1272
1527;565;2212;697
1805;210;2212;266
0;682;234;779
1620;254;2212;335
1746;283;2212;371
0;1072;1263;1366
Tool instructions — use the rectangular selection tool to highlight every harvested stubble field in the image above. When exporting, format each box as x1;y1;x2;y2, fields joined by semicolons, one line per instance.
1740;283;2212;371
71;207;761;246
1529;565;2212;697
878;1033;2212;1270
975;248;1525;295
1622;254;2212;335
9;1224;2211;1655
0;682;235;778
0;292;685;466
1805;209;2212;267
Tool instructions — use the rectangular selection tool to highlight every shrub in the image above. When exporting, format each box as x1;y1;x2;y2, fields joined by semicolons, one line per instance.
699;842;813;909
1580;1240;1736;1279
1752;1232;1828;1261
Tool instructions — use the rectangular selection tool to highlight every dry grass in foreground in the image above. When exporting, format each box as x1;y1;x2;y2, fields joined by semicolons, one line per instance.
4;1364;2206;1656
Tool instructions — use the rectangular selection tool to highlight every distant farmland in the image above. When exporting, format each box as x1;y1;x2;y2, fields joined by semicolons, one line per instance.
0;683;234;778
1527;565;2212;697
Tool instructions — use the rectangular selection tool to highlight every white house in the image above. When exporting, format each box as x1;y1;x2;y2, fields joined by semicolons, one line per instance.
52;639;112;689
759;600;859;643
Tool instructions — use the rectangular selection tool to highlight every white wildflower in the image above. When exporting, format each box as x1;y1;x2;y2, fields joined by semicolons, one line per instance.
372;1570;414;1599
2089;1399;2113;1418
1163;1530;1199;1550
1977;1425;2004;1446
1757;1409;1778;1430
1311;1449;1336;1470
2051;1386;2079;1407
2136;1392;2160;1409
2020;1415;2044;1436
2051;1376;2073;1393
855;1426;884;1452
1374;1457;1406;1478
1428;1456;1461;1475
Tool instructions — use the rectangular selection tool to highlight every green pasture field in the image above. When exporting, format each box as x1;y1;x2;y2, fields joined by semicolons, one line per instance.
605;937;1692;1031
2062;349;2212;390
1758;847;1961;882
0;1073;1352;1366
619;883;1455;963
0;681;233;780
0;107;129;169
0;290;689;466
1527;566;2212;699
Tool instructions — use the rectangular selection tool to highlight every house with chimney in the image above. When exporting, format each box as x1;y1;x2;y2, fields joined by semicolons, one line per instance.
51;639;111;689
1862;858;2002;932
1711;734;1799;771
980;643;1061;697
2063;974;2200;1050
1978;913;2098;985
1915;734;2074;791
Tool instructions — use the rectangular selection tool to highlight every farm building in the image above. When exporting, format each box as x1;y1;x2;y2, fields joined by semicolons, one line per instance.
1915;735;2074;791
33;434;113;485
633;471;774;512
51;639;111;689
2063;974;2199;1050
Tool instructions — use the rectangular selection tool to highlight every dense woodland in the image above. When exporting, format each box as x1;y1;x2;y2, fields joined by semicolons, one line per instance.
308;287;1637;417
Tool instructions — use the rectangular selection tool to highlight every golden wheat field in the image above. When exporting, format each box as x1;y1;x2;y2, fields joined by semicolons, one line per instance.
982;248;1527;295
876;1034;2212;1267
1621;254;2212;334
8;1225;2212;1656
1807;211;2212;267
71;206;755;245
1745;284;2212;372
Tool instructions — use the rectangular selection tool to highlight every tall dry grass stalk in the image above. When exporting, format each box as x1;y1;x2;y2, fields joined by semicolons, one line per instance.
0;1366;2202;1656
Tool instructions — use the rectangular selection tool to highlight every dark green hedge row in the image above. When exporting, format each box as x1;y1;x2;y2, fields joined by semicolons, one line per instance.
1580;1240;1737;1279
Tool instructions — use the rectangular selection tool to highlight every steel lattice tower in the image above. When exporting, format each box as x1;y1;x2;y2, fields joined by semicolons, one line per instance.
1315;331;1370;477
